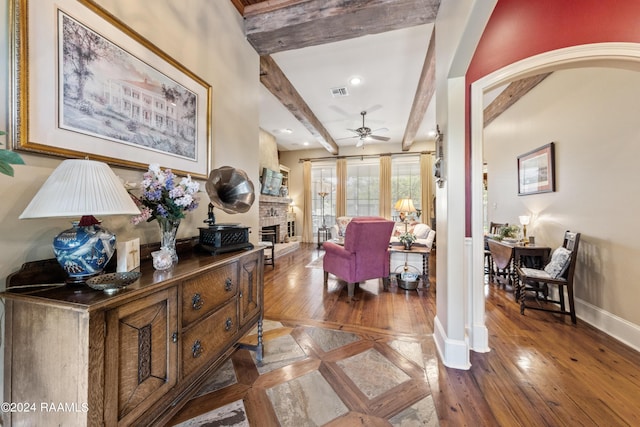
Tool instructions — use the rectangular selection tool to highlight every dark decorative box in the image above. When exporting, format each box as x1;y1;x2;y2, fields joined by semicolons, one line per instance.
198;225;253;255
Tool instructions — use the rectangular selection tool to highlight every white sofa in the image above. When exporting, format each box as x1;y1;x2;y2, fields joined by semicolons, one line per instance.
331;217;436;285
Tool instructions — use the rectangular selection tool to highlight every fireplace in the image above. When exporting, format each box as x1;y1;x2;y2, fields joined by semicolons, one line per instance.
261;224;280;243
259;195;291;243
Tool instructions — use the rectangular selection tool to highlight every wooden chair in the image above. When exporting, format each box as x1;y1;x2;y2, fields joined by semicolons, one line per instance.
485;222;507;282
259;230;276;269
516;231;581;324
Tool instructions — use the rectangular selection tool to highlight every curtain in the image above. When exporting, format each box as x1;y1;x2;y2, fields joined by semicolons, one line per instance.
302;160;313;243
420;153;434;226
336;158;347;217
379;154;392;219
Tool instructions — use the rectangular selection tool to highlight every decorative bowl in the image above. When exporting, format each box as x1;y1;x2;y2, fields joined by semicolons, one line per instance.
86;271;141;294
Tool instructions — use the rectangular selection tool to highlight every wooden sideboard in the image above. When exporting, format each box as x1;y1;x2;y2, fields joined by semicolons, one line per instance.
2;247;264;426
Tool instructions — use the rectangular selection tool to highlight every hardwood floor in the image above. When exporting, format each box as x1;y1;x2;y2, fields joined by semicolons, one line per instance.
174;243;640;426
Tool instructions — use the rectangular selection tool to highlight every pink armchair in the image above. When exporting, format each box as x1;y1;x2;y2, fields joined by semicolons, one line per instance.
322;217;395;301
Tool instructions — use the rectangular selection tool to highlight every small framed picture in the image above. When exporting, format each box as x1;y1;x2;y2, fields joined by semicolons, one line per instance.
517;142;555;195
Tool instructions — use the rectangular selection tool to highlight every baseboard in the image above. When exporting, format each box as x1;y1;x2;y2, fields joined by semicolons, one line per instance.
433;316;471;370
576;298;640;352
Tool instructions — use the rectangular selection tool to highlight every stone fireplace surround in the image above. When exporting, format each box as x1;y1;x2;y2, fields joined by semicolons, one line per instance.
259;195;291;243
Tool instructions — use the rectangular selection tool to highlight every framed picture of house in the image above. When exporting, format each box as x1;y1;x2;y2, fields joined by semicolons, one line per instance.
10;0;212;179
517;142;555;195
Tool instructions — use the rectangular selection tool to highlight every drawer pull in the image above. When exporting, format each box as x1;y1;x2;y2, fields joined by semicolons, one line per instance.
172;332;178;343
192;293;204;310
225;317;233;331
225;278;233;291
192;340;204;358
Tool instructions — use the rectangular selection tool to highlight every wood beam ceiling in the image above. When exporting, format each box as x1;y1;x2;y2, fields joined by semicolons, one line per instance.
244;0;439;55
484;74;551;128
235;0;440;155
260;55;340;155
402;26;435;151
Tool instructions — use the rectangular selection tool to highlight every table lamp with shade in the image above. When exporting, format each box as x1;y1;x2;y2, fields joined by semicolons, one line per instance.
19;159;141;284
394;198;417;232
394;198;416;222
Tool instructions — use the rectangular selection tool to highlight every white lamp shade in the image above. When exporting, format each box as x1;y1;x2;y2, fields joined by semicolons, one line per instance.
394;198;417;213
19;159;141;219
519;215;531;226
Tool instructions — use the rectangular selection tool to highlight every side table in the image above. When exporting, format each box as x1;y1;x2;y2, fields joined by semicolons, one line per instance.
388;243;431;290
317;226;331;248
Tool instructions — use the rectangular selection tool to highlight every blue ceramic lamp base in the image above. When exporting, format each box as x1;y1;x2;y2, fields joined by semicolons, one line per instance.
53;215;116;284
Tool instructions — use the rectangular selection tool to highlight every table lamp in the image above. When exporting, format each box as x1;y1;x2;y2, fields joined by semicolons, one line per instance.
19;159;141;284
519;215;531;242
394;198;417;222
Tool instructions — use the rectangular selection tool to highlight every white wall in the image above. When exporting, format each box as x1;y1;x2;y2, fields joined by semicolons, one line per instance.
484;67;640;331
0;0;260;401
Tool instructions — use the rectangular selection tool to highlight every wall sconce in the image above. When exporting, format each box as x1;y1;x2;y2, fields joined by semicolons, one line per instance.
433;125;445;188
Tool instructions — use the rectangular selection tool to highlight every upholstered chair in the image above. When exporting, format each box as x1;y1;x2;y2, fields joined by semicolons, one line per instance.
322;217;395;301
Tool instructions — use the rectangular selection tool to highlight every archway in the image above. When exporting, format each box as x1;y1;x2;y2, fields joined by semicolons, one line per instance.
468;42;640;353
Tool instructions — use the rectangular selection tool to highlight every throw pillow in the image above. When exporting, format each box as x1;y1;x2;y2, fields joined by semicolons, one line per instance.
336;217;352;237
544;247;572;278
413;223;431;239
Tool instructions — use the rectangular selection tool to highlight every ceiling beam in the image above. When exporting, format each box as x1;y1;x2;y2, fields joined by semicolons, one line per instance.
483;73;551;127
401;27;435;151
245;0;440;55
260;55;340;155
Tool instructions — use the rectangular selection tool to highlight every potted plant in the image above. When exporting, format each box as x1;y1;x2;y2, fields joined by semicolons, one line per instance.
497;224;521;242
398;231;417;250
0;130;25;177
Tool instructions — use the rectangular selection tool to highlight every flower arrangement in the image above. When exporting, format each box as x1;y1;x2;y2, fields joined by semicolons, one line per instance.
398;231;417;246
130;164;200;225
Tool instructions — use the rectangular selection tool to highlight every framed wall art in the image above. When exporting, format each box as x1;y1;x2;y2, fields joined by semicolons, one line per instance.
517;142;555;195
10;0;212;179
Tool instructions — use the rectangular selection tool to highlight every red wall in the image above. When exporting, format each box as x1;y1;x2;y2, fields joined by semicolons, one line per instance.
464;0;640;234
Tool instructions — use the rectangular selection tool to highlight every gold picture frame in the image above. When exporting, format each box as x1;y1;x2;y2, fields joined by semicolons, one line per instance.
10;0;212;179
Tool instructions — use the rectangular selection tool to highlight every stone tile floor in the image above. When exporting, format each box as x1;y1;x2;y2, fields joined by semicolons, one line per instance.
171;319;438;426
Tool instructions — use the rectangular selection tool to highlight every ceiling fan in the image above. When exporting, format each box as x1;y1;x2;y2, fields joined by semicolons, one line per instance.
339;110;390;147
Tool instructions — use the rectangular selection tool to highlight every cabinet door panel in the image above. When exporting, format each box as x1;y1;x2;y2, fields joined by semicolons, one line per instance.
182;262;238;327
239;251;263;325
105;287;178;425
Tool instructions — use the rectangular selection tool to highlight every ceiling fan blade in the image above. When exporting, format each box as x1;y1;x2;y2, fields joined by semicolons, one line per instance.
336;135;360;140
371;127;389;134
369;135;391;142
364;104;383;114
329;105;352;118
346;128;360;133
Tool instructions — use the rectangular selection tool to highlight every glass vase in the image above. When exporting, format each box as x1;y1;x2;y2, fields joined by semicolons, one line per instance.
158;217;180;264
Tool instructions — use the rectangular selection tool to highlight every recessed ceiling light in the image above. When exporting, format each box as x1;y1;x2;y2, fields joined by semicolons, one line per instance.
349;76;362;85
303;142;309;146
273;128;293;135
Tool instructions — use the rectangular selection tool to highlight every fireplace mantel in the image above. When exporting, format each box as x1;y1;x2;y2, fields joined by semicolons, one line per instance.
259;195;292;205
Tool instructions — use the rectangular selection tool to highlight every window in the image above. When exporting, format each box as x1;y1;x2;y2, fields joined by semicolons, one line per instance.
391;155;421;221
311;163;336;235
346;158;379;217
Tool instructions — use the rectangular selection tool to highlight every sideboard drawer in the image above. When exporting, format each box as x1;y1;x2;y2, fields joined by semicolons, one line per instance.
181;300;239;377
181;262;238;327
